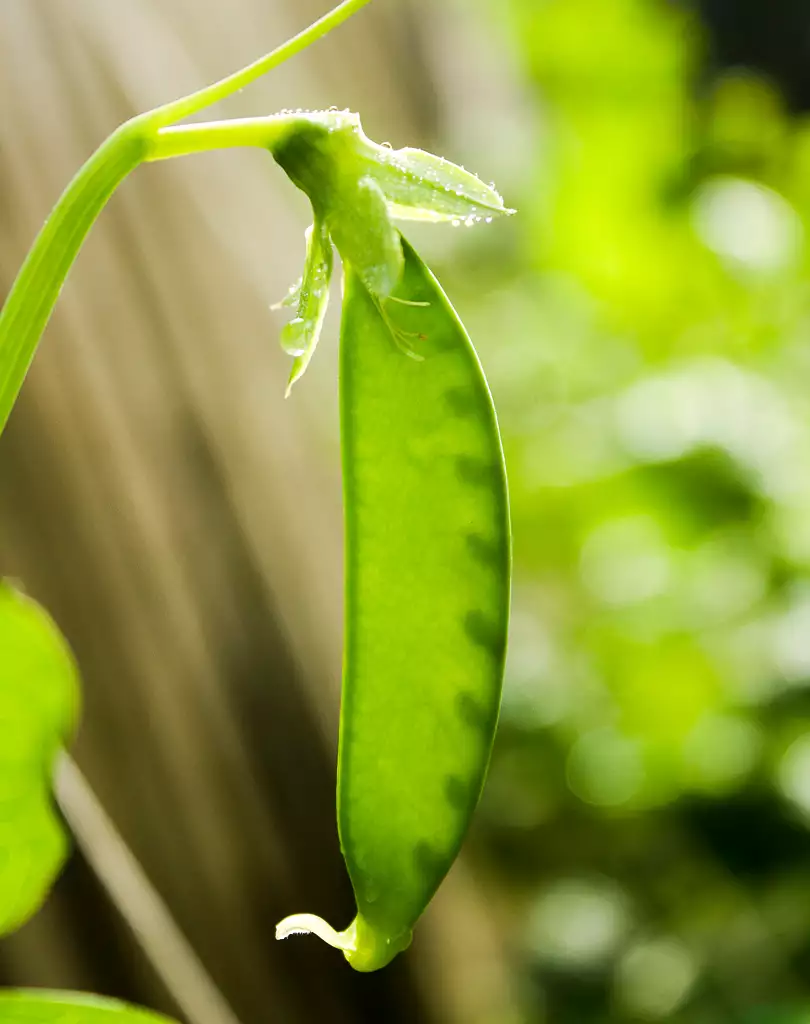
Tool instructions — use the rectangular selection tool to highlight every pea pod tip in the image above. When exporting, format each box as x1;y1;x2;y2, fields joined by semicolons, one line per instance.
275;912;412;972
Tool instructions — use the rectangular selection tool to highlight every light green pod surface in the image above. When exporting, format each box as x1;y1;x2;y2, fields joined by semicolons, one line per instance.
338;237;511;967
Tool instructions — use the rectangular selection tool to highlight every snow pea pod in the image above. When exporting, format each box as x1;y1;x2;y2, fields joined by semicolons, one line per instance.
277;236;511;970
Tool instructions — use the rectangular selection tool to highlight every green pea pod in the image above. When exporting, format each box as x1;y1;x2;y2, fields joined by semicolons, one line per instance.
277;236;511;970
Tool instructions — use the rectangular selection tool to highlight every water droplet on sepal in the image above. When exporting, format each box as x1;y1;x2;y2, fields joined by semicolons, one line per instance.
274;218;333;394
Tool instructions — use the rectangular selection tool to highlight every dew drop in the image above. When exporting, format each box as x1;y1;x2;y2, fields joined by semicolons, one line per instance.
281;318;308;356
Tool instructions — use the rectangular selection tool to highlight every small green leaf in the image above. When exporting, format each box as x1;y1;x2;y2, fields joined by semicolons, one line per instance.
0;991;177;1022
276;218;333;394
269;110;513;228
0;583;80;936
364;145;514;224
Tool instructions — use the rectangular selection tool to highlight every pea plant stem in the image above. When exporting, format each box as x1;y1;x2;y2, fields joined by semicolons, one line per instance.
148;117;293;162
0;0;374;437
56;755;244;1024
0;126;146;435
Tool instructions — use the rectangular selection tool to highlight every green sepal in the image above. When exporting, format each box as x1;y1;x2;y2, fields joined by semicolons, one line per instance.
267;110;512;387
363;144;513;224
269;110;513;229
274;217;333;394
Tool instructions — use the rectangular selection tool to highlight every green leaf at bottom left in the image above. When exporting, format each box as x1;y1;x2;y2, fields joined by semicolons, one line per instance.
0;991;177;1022
0;582;80;936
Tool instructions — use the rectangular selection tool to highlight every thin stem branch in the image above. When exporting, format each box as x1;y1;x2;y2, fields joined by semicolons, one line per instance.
56;754;244;1024
148;117;293;162
145;0;374;128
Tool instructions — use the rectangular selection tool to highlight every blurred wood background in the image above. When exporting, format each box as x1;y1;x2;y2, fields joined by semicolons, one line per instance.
0;1;512;1022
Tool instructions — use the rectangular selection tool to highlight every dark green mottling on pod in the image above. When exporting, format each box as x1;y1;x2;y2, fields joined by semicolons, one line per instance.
444;385;481;419
466;531;507;569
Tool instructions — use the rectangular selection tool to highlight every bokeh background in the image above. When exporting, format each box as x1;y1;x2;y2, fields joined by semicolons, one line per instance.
3;0;810;1021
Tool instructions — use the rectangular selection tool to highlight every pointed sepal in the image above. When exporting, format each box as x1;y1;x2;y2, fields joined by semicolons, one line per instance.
274;218;333;395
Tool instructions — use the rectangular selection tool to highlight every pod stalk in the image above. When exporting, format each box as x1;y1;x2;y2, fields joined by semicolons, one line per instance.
274;913;411;972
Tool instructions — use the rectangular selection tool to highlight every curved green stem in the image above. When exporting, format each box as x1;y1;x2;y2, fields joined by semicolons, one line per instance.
145;0;374;128
0;124;147;434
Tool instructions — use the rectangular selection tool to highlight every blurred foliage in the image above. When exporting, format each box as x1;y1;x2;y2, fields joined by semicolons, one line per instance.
429;0;810;1019
0;584;78;938
0;992;175;1023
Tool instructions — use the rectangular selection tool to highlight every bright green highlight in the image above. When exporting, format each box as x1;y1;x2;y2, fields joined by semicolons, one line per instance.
0;991;176;1022
0;584;79;936
276;238;511;971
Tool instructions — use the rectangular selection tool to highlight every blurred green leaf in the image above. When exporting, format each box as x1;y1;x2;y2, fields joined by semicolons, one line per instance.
741;1010;810;1024
0;582;79;935
442;0;810;1017
0;992;176;1022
